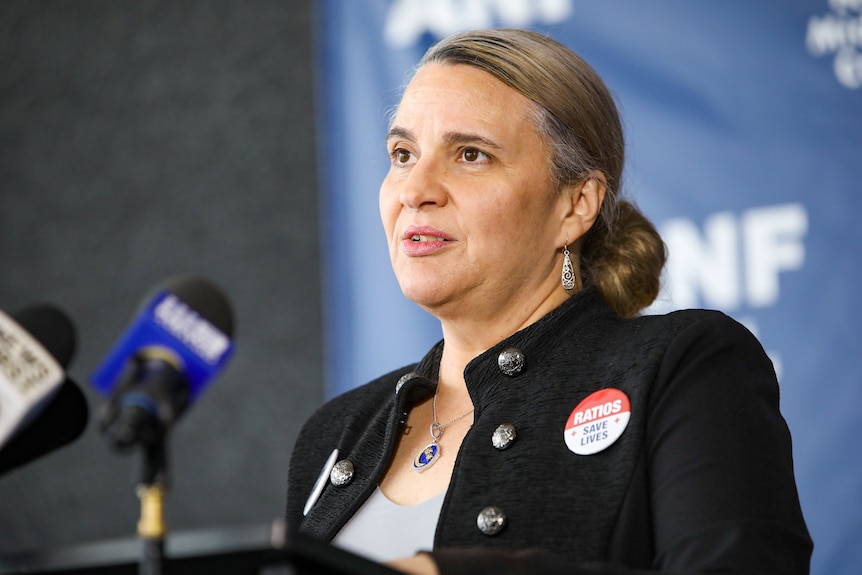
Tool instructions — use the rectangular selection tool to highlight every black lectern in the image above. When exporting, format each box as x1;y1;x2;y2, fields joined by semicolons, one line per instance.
0;520;401;575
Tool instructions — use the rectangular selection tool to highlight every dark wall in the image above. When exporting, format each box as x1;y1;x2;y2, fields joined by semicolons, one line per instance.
0;0;322;552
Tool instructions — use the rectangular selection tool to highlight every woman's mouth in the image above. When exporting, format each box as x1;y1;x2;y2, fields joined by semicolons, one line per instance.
410;235;448;242
401;228;453;256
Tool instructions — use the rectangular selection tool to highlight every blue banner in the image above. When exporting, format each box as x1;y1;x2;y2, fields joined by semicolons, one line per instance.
316;2;862;573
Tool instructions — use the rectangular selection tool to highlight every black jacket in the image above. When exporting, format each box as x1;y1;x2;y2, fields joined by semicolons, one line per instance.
286;289;812;574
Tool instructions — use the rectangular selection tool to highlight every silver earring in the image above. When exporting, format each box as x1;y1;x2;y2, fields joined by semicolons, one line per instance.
561;245;576;291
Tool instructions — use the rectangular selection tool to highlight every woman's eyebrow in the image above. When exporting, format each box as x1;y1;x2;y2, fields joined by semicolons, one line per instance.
385;126;414;143
442;131;501;149
386;126;500;149
386;127;502;150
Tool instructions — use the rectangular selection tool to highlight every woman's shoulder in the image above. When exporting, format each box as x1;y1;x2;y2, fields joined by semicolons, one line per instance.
578;289;751;346
584;305;770;377
634;307;762;348
623;307;777;396
618;305;756;344
636;305;732;327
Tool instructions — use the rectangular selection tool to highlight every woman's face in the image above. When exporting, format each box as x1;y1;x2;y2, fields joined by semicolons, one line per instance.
380;63;572;320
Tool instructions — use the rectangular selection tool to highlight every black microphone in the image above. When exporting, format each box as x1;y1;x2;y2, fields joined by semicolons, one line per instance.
92;276;235;452
0;305;88;475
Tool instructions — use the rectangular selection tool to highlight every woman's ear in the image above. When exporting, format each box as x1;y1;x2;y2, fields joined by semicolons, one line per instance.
561;171;607;244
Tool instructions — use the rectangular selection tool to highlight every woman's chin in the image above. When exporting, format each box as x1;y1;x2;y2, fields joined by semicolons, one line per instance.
399;281;453;312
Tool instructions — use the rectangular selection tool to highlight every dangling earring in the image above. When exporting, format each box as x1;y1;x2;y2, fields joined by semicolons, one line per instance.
561;245;576;291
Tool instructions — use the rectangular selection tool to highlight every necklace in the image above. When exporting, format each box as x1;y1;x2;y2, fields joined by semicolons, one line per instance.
412;392;474;473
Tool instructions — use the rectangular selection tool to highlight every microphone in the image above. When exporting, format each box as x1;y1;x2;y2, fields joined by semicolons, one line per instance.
92;276;235;452
0;304;88;475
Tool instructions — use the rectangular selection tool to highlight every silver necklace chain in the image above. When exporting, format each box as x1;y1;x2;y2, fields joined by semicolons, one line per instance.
413;390;474;473
429;392;474;441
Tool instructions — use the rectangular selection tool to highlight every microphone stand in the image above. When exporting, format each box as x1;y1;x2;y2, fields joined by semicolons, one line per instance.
137;436;169;575
101;358;188;575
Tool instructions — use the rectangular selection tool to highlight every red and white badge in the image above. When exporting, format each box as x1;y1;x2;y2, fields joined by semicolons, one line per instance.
564;388;631;455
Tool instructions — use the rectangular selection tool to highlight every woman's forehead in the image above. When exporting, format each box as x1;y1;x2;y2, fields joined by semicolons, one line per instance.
394;63;535;132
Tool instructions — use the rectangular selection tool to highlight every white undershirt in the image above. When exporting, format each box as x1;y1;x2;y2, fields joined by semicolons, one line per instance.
332;487;447;563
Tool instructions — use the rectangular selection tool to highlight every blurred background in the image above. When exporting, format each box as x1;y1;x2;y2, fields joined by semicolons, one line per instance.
0;0;322;554
2;1;860;574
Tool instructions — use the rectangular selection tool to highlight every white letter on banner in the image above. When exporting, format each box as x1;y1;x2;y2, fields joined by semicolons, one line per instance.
742;203;808;308
384;0;573;49
807;14;847;55
835;46;862;88
661;213;740;310
830;0;862;14
384;0;486;48
493;0;573;26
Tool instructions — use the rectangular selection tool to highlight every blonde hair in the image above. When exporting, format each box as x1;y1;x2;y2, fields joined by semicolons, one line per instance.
419;28;666;317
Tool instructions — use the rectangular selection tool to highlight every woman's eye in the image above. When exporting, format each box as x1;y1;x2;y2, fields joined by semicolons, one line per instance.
461;148;488;162
392;148;414;164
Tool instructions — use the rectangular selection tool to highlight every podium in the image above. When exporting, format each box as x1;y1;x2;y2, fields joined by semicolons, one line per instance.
0;520;401;575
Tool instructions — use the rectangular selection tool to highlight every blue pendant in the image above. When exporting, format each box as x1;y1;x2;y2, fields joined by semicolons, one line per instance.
413;443;440;473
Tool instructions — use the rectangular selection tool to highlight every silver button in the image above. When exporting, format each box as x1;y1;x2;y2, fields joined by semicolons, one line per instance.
497;348;525;376
395;372;418;394
330;459;355;486
492;423;517;450
477;506;507;536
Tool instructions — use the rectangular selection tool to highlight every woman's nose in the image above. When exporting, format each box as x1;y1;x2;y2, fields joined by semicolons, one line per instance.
398;157;448;209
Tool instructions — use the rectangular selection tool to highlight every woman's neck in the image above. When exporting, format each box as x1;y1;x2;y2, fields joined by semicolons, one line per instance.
440;287;569;353
434;286;572;399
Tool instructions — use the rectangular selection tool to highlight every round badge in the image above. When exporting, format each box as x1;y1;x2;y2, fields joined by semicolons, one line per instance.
564;388;631;455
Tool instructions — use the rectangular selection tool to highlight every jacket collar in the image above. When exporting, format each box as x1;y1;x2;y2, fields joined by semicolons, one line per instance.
403;288;614;410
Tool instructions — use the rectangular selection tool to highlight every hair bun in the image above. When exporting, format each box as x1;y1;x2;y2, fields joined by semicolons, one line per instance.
582;200;666;317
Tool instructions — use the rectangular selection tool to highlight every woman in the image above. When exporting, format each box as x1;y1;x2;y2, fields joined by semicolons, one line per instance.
286;29;812;574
